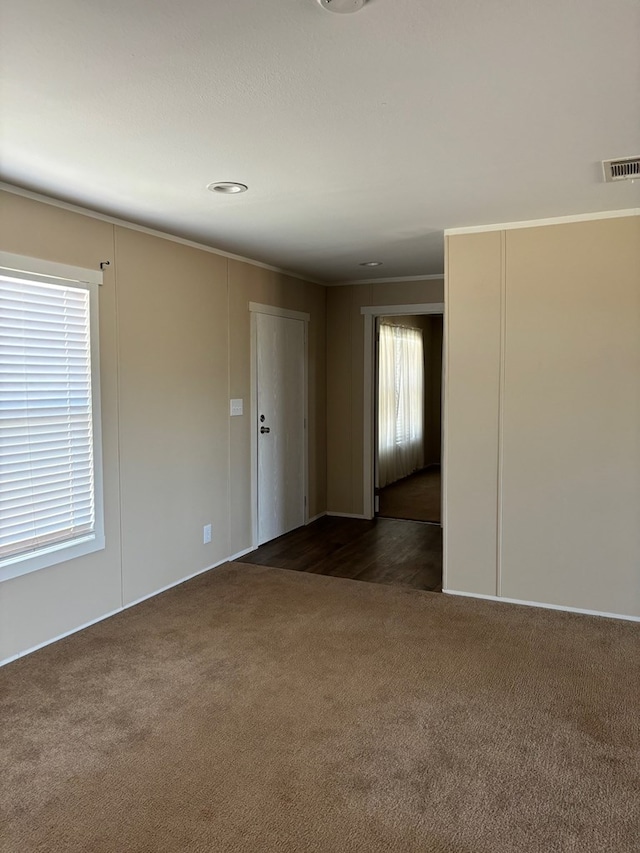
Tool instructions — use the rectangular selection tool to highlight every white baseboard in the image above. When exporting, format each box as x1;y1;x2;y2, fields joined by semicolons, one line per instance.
307;512;327;524
0;607;124;668
326;511;370;520
0;549;256;668
443;589;640;623
228;546;255;561
124;549;254;610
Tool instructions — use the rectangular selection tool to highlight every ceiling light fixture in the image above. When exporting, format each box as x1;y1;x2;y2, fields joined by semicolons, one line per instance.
207;182;248;194
360;261;382;267
317;0;367;13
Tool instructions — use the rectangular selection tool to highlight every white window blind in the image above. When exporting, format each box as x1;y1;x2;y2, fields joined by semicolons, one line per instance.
0;273;97;567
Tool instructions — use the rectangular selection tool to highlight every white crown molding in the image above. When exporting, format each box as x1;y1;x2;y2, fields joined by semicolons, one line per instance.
0;181;324;286
444;208;640;236
329;273;444;287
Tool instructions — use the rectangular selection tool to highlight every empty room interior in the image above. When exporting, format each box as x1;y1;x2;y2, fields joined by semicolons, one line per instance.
0;2;639;851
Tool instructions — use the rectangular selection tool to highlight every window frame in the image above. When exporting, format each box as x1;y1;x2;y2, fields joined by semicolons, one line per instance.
0;252;105;582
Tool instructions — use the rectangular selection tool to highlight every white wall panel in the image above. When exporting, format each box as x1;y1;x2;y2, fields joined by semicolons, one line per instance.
445;215;640;619
500;218;640;616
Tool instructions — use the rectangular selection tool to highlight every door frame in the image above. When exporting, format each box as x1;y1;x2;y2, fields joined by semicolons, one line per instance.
361;302;445;522
249;302;310;549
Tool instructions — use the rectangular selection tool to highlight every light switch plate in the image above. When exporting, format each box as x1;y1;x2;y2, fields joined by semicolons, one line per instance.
230;398;243;417
203;523;212;544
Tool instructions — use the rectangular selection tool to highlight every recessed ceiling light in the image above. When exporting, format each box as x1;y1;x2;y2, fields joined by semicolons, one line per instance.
359;261;382;267
317;0;367;13
207;182;248;194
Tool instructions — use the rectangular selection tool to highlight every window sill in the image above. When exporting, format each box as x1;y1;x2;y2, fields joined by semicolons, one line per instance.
0;534;106;583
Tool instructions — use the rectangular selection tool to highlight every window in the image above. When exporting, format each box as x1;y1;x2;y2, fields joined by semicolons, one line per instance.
0;253;104;581
377;323;424;488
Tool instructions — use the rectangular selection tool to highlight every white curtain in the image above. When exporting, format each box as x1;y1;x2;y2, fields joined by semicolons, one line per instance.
377;323;424;488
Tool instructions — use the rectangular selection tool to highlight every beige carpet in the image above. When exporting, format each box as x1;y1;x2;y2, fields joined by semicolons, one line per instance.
1;563;639;853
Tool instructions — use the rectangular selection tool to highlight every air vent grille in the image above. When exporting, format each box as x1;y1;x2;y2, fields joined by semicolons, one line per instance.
602;157;640;182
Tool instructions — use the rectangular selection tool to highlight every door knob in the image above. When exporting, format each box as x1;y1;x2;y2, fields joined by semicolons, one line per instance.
260;426;270;434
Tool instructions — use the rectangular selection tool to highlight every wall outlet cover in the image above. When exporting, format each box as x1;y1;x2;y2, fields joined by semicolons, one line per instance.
203;523;212;544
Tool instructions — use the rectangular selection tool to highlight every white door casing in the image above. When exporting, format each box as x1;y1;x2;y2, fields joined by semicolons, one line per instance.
253;308;307;546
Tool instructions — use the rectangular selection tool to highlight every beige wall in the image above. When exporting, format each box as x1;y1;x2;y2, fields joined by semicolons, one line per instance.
5;189;633;660
445;232;503;595
326;280;444;516
0;190;327;661
445;215;640;618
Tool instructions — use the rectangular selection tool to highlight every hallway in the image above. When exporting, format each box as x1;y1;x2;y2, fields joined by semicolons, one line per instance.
237;515;442;592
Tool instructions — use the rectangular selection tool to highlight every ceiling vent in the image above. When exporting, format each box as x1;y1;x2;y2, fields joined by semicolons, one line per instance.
602;157;640;182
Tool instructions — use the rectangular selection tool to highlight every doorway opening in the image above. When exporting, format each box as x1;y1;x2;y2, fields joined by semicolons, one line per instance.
361;302;445;590
376;314;443;525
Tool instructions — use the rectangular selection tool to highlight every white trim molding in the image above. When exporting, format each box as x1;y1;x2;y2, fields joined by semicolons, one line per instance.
361;302;445;520
444;589;640;624
332;274;445;287
326;511;369;520
0;251;104;286
0;606;124;669
307;512;327;524
444;208;640;236
0;182;323;285
496;231;507;597
361;303;445;317
0;548;256;668
441;241;450;590
249;302;310;322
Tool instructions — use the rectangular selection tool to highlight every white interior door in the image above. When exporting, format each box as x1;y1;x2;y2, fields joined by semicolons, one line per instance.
256;312;306;545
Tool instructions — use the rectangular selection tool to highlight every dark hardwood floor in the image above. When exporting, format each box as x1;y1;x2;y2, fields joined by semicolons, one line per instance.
236;516;442;591
378;465;441;524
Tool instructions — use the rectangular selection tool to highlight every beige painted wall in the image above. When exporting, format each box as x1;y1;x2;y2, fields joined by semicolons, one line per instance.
0;190;327;661
0;195;123;663
445;215;640;618
114;228;231;605
326;280;444;516
445;232;503;595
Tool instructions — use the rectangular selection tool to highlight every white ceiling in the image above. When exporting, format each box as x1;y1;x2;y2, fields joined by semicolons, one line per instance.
1;0;638;283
